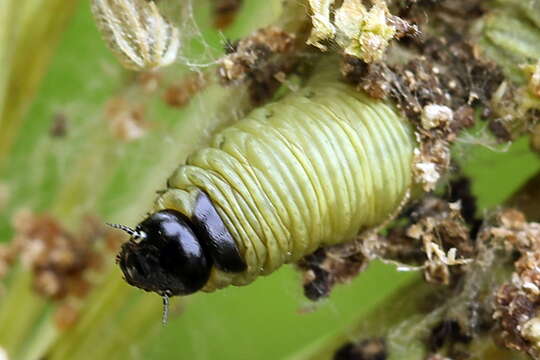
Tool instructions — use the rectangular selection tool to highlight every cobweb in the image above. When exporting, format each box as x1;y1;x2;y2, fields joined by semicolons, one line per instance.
158;0;223;69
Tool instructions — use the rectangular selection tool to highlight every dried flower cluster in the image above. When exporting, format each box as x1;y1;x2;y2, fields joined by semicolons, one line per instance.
486;209;540;356
0;211;124;329
307;0;402;63
7;211;104;300
405;200;473;285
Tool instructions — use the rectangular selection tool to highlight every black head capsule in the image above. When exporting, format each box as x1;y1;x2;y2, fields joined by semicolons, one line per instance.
115;210;213;297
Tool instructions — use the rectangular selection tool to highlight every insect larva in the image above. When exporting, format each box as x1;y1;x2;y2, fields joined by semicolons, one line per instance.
91;0;180;71
110;67;415;306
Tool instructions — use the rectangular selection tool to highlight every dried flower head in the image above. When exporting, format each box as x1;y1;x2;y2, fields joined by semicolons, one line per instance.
335;0;396;62
306;0;336;51
91;0;180;71
9;211;108;302
307;0;398;62
421;104;454;130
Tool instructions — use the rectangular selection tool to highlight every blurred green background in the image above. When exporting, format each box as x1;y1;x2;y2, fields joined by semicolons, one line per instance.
1;0;540;359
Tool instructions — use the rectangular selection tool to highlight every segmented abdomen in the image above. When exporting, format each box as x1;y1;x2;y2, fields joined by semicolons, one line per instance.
155;76;415;291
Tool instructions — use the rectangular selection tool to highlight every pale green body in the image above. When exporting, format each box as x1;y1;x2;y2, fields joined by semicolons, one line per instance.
155;73;415;291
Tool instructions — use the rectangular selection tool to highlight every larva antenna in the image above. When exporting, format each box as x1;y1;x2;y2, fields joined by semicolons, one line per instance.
162;293;170;326
106;223;147;243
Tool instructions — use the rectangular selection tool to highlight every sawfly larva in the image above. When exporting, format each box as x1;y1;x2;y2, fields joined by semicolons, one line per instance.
109;67;416;314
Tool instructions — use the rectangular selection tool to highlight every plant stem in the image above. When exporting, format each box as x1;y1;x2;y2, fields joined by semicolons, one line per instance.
0;266;48;357
0;0;78;169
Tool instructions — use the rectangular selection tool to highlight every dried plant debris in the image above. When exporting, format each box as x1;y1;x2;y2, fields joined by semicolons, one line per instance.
484;209;540;357
356;195;474;286
5;211;110;301
333;338;387;360
307;0;412;63
405;201;473;285
391;197;473;284
487;81;540;143
299;190;476;298
340;39;501;124
412;0;540;142
334;1;395;62
163;71;208;108
338;0;508;191
105;96;149;141
296;192;476;300
0;210;123;309
426;320;472;356
301;202;540;358
211;0;243;29
443;176;479;229
296;247;367;301
397;0;486;24
1;211;125;329
217;27;298;104
343;37;503;188
50;113;69;138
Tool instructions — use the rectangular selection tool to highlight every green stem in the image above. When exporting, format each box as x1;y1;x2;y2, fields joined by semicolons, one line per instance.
17;311;58;360
46;268;126;359
0;0;78;169
88;294;166;360
0;267;48;356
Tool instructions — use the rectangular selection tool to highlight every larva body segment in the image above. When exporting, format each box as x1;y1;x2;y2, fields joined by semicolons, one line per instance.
154;73;416;292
